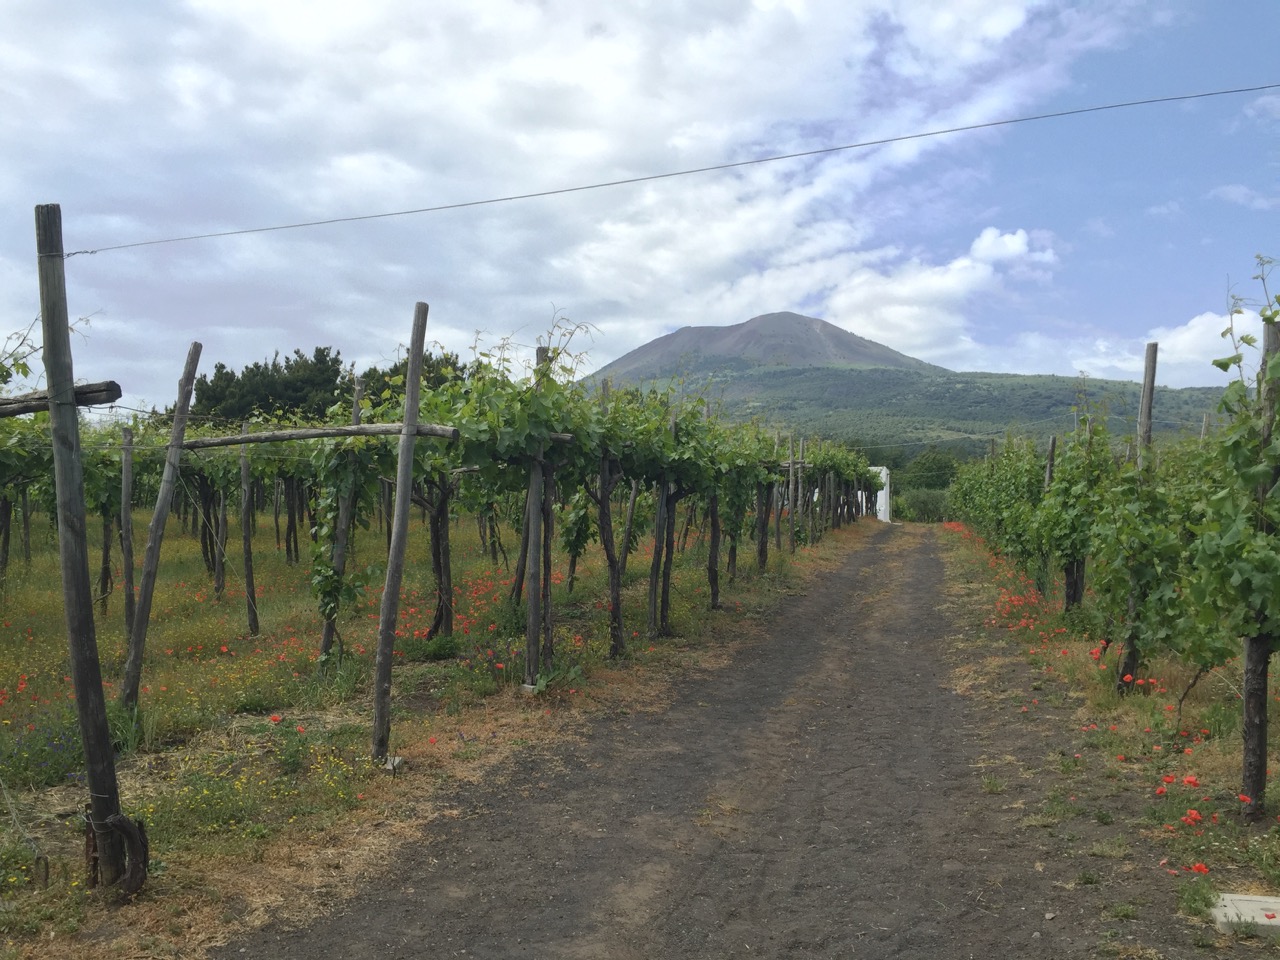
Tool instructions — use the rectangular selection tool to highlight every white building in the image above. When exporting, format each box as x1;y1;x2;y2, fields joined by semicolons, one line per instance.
872;466;890;523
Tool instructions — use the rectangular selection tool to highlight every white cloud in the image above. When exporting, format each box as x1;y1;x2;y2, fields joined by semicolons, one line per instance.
826;254;991;364
818;225;1068;366
970;308;1265;390
1083;217;1114;238
1147;308;1266;379
1145;200;1181;217
1210;184;1280;211
1245;93;1280;122
969;227;1057;265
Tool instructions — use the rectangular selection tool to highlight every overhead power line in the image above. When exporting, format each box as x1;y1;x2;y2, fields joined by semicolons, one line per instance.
58;82;1280;260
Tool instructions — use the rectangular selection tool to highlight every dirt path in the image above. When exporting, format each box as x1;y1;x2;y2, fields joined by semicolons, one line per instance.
214;524;1208;959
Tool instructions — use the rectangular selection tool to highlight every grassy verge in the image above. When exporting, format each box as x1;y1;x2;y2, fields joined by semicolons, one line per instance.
941;520;1280;951
0;506;868;959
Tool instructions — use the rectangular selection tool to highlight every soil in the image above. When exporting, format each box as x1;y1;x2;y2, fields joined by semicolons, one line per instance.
208;524;1228;959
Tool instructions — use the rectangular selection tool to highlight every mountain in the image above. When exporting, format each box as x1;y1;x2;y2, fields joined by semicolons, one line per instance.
590;312;1224;461
591;312;943;383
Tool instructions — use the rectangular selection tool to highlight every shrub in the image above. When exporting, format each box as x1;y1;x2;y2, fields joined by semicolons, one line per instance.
894;487;949;523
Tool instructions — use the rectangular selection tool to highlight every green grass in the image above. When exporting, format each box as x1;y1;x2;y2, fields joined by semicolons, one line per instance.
1176;877;1218;919
1105;902;1139;920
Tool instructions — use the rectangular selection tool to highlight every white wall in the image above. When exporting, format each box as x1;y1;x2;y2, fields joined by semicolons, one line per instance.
872;466;890;523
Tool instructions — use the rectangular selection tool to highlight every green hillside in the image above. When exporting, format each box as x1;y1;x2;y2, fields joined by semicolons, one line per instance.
590;312;1224;460
690;367;1222;453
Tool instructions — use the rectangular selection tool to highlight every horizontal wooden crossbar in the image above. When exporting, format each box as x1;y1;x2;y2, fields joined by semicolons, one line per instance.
182;422;461;448
0;380;122;418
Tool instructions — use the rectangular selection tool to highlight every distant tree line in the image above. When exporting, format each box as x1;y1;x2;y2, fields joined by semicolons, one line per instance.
191;345;467;422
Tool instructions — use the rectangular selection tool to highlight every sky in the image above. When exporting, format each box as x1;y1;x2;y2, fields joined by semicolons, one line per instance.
2;0;1278;414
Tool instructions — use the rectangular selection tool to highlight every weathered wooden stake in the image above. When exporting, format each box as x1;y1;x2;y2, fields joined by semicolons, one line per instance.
523;461;544;684
1118;343;1157;693
787;435;797;554
120;341;202;712
319;378;363;660
36;203;126;885
755;480;771;571
372;304;428;761
240;423;260;637
20;488;30;565
213;491;227;600
1136;342;1157;469
797;438;807;541
523;346;550;686
619;479;639;579
97;512;113;618
120;427;136;636
541;460;555;665
1243;321;1279;821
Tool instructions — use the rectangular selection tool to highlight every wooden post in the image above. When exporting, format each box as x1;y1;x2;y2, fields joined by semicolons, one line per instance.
1118;344;1157;693
1136;342;1157;470
541;458;555;665
121;341;202;712
120;427;136;636
509;489;530;605
1242;321;1279;820
523;346;550;686
372;304;428;761
240;423;260;637
798;438;807;544
755;481;769;571
0;498;9;580
319;378;363;660
647;481;665;638
772;434;782;551
707;491;721;609
595;382;627;655
706;400;722;609
788;436;797;554
619;480;639;579
97;512;113;618
20;489;30;565
283;476;299;564
273;477;282;550
36;203;126;885
213;490;227;601
382;479;393;553
659;482;678;633
523;459;544;684
648;409;676;637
